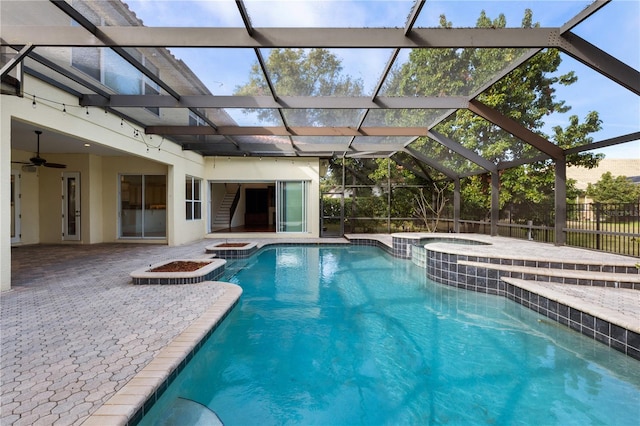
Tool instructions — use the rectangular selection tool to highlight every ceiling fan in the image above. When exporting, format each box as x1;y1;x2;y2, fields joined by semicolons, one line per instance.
12;130;66;169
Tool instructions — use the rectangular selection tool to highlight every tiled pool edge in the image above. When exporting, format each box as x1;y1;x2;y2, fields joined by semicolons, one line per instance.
130;259;226;285
502;277;639;359
423;249;640;361
205;242;259;259
82;282;242;426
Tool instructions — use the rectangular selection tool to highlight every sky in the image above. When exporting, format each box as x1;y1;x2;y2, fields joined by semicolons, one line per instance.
125;0;639;160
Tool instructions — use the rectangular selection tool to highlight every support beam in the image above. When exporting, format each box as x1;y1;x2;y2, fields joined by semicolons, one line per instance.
560;0;611;34
564;132;640;155
428;130;498;173
453;178;461;233
146;125;430;137
80;94;469;110
404;0;425;34
491;172;500;237
468;100;564;160
555;155;567;246
0;43;33;78
0;27;559;48
49;0;182;101
235;0;254;37
48;0;229;145
392;157;431;182
497;153;551;171
403;147;458;180
559;32;640;95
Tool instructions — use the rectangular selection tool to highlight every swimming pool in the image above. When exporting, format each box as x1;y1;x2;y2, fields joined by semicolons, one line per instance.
140;245;640;425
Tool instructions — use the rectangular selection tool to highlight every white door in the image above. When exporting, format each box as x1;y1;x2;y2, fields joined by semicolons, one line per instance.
62;172;81;241
10;171;21;244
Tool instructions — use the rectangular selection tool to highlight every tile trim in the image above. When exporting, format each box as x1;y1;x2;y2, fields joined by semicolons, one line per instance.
424;249;640;361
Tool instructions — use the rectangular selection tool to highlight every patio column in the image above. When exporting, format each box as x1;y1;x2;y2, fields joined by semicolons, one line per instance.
555;155;567;246
1;112;11;291
453;177;460;233
387;159;391;233
491;172;499;236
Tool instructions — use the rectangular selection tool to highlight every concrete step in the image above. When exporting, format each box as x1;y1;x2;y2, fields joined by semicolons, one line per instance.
458;260;640;289
501;277;640;334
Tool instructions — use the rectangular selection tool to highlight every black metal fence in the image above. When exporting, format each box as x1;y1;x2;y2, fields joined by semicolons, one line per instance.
565;202;640;257
320;160;640;257
454;203;640;257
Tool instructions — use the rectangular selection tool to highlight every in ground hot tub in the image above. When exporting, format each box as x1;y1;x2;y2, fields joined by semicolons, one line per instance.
205;242;258;259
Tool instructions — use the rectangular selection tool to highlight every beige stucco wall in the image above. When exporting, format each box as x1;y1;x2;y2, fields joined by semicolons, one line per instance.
2;76;323;290
1;113;11;291
10;150;41;245
206;156;321;237
2;76;207;290
101;157;167;243
88;155;104;243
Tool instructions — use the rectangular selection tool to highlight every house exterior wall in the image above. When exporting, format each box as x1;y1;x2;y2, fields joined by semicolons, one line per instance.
100;156;169;243
206;157;321;237
1;113;11;291
10;149;40;245
2;76;209;289
88;154;104;243
2;76;323;290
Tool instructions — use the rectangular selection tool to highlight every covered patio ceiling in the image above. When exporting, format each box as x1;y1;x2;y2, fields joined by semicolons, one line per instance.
1;0;638;178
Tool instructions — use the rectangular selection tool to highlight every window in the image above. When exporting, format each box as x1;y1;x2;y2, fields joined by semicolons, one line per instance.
71;47;101;81
71;47;160;115
189;111;207;142
104;49;142;94
186;176;202;220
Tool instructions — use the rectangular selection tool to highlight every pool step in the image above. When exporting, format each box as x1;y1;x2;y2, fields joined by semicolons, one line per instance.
501;277;639;359
458;260;640;289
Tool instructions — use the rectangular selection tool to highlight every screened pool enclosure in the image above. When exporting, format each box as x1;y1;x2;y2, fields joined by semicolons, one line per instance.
2;0;638;254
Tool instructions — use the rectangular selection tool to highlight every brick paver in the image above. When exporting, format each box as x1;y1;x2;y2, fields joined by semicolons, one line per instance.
2;241;227;425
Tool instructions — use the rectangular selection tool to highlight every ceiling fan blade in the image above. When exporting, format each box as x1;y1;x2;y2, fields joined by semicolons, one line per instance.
43;162;67;169
11;160;32;165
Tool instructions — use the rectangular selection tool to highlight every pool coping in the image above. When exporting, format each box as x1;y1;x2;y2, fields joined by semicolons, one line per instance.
205;241;259;259
81;282;242;426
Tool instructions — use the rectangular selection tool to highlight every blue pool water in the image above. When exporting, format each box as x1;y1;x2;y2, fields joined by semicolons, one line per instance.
141;246;640;425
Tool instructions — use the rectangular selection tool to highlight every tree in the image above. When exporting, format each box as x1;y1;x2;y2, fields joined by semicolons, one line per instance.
235;48;364;127
414;186;449;232
383;9;603;221
587;172;640;204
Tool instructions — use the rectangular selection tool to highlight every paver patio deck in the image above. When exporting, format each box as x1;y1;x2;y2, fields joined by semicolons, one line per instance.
1;236;638;425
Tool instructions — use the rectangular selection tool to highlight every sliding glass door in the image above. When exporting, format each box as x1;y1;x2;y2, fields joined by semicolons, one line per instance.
276;181;307;233
119;174;166;238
